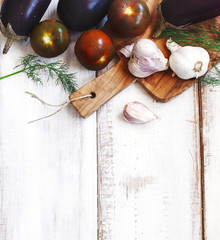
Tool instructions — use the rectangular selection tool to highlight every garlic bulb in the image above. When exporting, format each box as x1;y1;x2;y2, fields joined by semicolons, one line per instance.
119;39;169;78
166;38;210;79
123;101;157;124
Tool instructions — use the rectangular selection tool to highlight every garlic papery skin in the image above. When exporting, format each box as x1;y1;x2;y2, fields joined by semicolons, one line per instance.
166;38;210;80
123;101;157;124
119;43;134;58
119;39;169;78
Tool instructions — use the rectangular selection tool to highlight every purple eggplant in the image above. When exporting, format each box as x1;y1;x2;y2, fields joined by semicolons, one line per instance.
57;0;113;32
153;0;220;37
0;0;52;54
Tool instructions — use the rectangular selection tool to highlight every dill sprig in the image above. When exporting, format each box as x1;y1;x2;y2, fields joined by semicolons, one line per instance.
160;24;220;55
198;65;220;86
0;55;77;93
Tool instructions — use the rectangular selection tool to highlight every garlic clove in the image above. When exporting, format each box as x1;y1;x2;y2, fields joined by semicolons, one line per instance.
123;101;157;124
133;39;166;60
120;39;169;78
128;55;168;78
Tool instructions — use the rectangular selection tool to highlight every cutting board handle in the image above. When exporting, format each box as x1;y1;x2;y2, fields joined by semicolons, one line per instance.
69;56;136;118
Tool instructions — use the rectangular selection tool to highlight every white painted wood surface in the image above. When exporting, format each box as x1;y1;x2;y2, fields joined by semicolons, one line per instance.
97;83;202;240
201;63;220;240
0;1;97;240
0;1;219;240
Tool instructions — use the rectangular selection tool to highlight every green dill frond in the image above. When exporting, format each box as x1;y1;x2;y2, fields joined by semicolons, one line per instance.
46;61;77;93
10;55;77;93
199;65;220;86
160;24;220;55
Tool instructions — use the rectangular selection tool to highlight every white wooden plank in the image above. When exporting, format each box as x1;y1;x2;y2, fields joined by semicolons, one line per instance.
201;64;220;240
97;82;202;240
0;1;97;240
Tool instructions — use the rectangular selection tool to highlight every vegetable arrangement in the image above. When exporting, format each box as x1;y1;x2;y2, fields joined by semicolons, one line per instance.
0;0;52;53
0;0;219;123
0;0;218;74
120;38;212;81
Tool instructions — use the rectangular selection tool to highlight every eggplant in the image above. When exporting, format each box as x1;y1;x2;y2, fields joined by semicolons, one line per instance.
57;0;113;32
153;0;220;37
0;0;51;54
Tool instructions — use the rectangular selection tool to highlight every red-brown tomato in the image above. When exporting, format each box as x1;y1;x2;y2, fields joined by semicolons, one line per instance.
75;29;115;71
107;0;150;38
30;20;70;58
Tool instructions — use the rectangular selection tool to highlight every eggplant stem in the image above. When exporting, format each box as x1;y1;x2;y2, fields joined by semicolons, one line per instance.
152;4;190;38
3;38;15;54
152;5;167;38
0;21;28;54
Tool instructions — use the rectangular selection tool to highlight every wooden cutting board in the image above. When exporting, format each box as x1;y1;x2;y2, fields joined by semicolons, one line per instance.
69;0;217;118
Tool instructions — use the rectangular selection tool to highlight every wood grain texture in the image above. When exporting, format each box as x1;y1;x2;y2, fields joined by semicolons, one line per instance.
69;56;136;118
0;0;219;240
200;64;220;240
0;1;97;240
97;80;202;240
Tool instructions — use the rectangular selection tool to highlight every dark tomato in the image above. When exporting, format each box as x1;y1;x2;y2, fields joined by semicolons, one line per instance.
75;29;115;71
30;20;70;58
107;0;150;38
